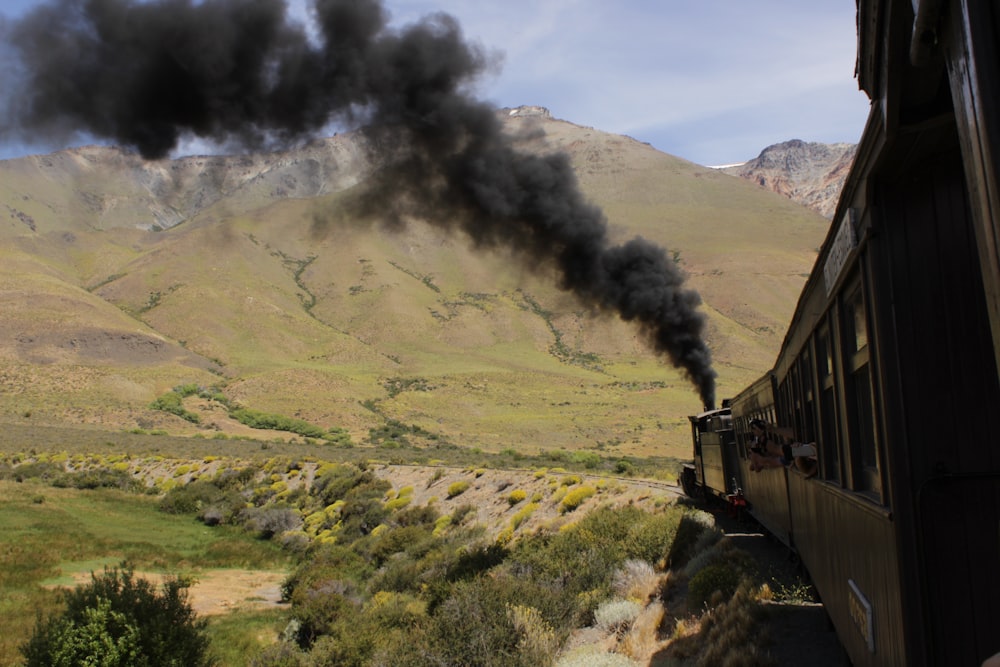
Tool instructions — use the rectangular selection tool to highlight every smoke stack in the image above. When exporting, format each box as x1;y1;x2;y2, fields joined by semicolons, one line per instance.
0;0;716;407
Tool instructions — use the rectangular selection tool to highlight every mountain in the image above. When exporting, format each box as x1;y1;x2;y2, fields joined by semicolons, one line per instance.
0;109;831;459
721;140;856;219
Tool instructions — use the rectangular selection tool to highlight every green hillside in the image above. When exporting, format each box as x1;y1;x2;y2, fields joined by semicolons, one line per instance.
0;114;829;458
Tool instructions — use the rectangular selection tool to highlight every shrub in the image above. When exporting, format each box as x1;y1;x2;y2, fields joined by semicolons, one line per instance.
612;559;660;600
385;496;412;511
446;481;470;498
238;507;303;539
367;525;432;566
159;480;223;515
569;451;601;469
432;515;451;536
394;504;439;527
6;461;64;482
450;504;476;525
507;506;640;610
687;563;743;612
508;603;560;664
623;508;683;565
229;408;327;439
559;485;596;513
550;486;568;504
20;565;211;667
510;502;539;530
425;576;564;667
613;459;635;476
149;390;201;423
593;598;642;636
681;581;768;667
51;469;143;492
507;489;527;506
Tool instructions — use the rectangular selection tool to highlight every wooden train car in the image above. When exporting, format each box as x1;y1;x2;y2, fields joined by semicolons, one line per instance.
685;406;738;500
688;1;1000;665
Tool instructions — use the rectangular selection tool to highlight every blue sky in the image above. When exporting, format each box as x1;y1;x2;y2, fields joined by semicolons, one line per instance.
0;0;870;166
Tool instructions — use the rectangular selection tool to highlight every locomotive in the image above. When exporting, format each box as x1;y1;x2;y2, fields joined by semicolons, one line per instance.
684;1;1000;665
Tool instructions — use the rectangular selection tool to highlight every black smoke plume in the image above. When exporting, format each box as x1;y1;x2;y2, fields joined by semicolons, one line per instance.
0;0;716;407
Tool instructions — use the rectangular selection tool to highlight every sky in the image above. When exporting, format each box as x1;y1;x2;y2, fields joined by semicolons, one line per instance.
0;0;871;167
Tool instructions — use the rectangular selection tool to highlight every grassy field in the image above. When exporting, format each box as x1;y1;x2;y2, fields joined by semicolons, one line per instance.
0;477;290;665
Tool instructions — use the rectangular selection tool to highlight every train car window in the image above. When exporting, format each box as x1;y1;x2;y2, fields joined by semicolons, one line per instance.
816;324;842;483
787;365;803;439
843;282;882;499
736;416;751;457
799;351;817;442
852;293;869;351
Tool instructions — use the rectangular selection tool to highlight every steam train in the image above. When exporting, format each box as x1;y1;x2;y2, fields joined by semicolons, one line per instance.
683;1;1000;665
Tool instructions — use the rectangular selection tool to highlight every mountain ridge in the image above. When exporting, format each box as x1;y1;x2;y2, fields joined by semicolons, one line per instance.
722;139;856;219
0;112;832;458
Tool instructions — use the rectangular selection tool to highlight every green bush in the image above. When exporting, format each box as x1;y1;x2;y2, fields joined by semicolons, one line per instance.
559;485;596;513
425;575;564;667
50;469;143;492
507;489;527;506
510;502;539;530
569;451;601;469
229;408;327;439
159;479;226;515
446;481;470;498
507;505;640;611
20;565;211;667
687;563;742;611
623;508;683;565
613;459;635;476
385;496;412;511
312;465;381;507
367;525;433;566
394;504;439;528
3;461;64;482
149;391;201;424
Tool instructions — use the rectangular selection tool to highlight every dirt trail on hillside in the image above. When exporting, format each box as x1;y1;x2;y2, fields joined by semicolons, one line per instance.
55;569;287;616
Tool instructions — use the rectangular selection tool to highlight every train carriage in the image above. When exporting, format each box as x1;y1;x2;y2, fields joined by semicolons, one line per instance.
687;1;1000;665
685;406;738;500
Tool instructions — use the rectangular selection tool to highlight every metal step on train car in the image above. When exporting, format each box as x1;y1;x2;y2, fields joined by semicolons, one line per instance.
686;1;1000;665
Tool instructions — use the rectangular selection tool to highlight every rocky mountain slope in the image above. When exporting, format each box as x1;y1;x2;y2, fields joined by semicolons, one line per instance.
722;139;856;219
0;110;831;458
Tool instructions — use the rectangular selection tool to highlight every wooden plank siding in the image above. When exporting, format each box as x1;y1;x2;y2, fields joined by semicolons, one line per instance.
788;473;903;667
871;133;1000;665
